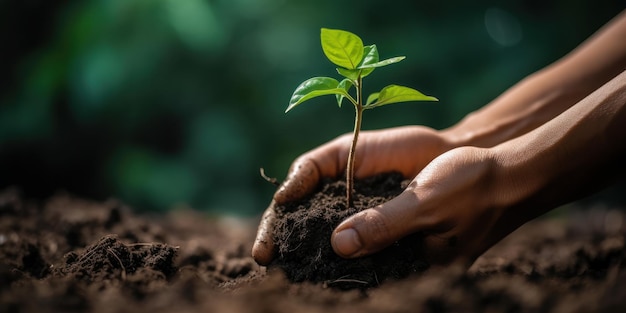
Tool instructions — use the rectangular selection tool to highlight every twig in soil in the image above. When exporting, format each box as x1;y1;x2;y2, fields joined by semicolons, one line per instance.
77;236;117;264
288;242;303;252
326;275;369;286
328;279;369;285
77;246;98;263
312;248;323;263
107;248;127;281
280;228;296;254
259;168;281;186
127;242;180;249
127;242;157;247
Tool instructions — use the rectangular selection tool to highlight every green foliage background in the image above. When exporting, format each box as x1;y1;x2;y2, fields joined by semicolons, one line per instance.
1;0;623;215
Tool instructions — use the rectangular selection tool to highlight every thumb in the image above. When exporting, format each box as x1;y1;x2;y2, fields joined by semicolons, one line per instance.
330;190;426;258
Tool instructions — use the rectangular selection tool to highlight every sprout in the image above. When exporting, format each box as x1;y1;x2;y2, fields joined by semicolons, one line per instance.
286;28;437;207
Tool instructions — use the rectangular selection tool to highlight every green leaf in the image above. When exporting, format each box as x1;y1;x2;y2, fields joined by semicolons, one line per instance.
335;45;380;81
321;28;364;69
365;92;379;106
336;68;360;82
365;85;438;109
358;56;405;69
358;44;379;78
336;78;354;107
287;77;352;112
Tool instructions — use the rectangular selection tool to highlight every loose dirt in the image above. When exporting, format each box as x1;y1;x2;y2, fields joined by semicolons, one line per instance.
272;172;428;289
1;187;626;312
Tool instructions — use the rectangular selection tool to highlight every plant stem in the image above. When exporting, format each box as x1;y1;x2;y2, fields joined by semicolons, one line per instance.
346;76;363;208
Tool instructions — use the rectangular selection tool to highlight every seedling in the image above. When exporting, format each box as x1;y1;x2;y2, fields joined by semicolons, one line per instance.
287;28;437;207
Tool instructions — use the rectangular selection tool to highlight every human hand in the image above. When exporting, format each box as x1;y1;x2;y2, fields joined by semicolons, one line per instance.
252;126;453;265
331;146;511;266
332;69;626;266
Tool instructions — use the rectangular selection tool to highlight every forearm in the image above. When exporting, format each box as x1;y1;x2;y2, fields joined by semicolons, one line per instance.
493;70;626;222
441;69;582;148
442;9;626;148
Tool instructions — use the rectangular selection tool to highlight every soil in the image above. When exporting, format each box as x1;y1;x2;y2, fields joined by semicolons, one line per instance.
271;172;428;289
2;185;626;312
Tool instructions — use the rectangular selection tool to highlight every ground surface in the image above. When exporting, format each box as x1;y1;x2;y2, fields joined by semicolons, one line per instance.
1;187;626;312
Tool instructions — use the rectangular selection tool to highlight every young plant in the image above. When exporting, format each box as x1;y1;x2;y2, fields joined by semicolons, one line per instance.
286;28;438;207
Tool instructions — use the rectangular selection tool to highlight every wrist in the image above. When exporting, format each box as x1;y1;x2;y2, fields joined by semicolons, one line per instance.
487;133;561;227
439;116;497;148
488;144;542;209
441;69;580;149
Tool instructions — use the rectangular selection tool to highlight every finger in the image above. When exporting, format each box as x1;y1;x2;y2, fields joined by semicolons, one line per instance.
256;136;348;264
274;139;347;204
274;158;321;204
251;201;277;266
331;189;432;258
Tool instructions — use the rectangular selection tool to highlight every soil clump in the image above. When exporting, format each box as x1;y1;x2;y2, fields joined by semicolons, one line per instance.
271;172;428;289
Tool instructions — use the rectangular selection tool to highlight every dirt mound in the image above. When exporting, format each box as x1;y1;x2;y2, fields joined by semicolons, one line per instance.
271;172;428;289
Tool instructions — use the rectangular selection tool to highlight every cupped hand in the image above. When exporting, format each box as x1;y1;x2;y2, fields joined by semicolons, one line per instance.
252;126;453;265
331;146;516;266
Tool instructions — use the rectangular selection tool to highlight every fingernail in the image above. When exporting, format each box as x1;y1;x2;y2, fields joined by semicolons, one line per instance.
332;228;362;257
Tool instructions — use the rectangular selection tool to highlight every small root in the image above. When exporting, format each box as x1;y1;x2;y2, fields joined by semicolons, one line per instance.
328;279;368;285
325;275;369;286
287;242;303;252
107;248;126;281
260;168;281;186
127;242;156;247
312;248;323;263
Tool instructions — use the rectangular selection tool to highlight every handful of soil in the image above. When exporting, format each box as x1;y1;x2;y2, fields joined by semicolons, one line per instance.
271;172;429;289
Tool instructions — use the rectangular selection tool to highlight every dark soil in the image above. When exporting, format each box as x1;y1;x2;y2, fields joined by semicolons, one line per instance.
271;172;428;289
2;186;626;312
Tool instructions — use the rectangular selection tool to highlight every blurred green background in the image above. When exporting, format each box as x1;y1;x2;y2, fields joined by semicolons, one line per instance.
1;0;623;216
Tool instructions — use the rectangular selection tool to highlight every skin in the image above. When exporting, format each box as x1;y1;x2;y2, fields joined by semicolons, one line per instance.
252;9;626;267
